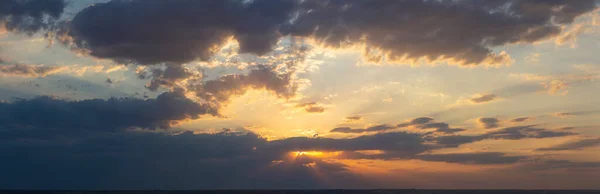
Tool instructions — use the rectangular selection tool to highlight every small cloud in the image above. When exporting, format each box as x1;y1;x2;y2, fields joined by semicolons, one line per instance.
343;116;363;123
543;80;568;95
509;73;551;81
511;117;534;123
397;117;434;127
330;127;365;134
469;94;500;104
524;53;541;64
555;112;575;117
477;117;500;129
296;102;326;113
105;77;114;84
555;24;587;48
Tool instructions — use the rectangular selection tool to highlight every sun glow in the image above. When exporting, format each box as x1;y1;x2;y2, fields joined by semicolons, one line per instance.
294;151;324;157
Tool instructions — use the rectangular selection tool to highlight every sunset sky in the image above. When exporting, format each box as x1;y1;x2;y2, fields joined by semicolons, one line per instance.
1;0;600;190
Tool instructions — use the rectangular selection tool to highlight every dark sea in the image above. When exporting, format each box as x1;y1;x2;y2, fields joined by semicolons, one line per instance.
0;190;599;194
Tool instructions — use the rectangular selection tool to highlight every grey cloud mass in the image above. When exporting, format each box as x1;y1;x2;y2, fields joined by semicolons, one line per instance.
331;117;464;134
55;0;595;67
436;125;577;147
0;90;218;131
0;0;66;34
0;93;592;189
192;66;297;108
415;152;525;165
63;0;298;64
536;138;600;151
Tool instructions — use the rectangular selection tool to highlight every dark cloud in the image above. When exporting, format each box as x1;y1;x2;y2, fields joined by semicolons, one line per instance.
0;90;218;131
296;102;326;113
269;132;430;155
138;65;194;91
330;127;365;134
469;94;499;104
436;125;577;147
343;116;363;123
415;152;525;165
0;93;592;189
478;117;500;129
397;117;434;127
56;0;594;67
0;0;66;34
0;64;64;77
536;138;600;151
63;0;298;65
331;117;463;134
105;77;113;84
520;160;600;172
329;124;398;134
511;117;534;122
421;122;450;130
0;129;370;189
282;0;594;66
481;125;577;140
365;124;395;132
192;66;297;108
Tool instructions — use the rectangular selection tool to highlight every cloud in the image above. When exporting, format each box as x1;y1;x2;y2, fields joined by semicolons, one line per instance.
524;53;541;64
137;65;195;91
0;90;218;131
536;138;600;151
0;0;66;34
268;132;431;158
282;1;594;67
511;117;534;123
191;66;298;108
55;0;595;68
510;66;600;96
0;64;66;77
469;94;500;104
330;127;365;134
543;80;569;95
415;152;525;165
296;102;326;113
0;129;370;189
61;0;298;65
480;125;577;140
397;117;434;127
555;24;587;48
331;117;464;135
477;117;501;129
343;116;363;123
520;160;600;172
436;125;577;147
555;112;575;117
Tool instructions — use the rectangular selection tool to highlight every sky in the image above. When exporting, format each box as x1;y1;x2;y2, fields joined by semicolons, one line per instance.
1;0;600;190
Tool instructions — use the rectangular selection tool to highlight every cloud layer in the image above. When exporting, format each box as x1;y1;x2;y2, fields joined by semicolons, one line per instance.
55;0;595;67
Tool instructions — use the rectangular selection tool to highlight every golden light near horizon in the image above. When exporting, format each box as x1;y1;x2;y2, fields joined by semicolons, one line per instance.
288;151;345;160
294;151;324;157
